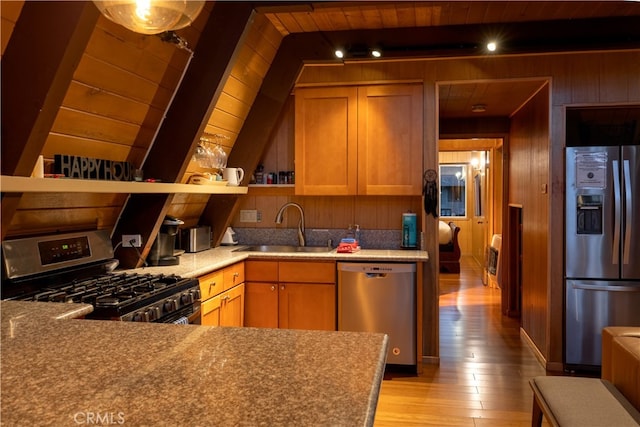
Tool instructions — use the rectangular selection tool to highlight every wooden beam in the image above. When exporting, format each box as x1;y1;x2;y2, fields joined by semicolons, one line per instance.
1;1;99;240
112;2;255;268
204;32;334;245
321;16;640;60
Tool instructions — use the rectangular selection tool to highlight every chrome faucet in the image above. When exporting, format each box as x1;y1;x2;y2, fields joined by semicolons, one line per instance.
275;202;306;246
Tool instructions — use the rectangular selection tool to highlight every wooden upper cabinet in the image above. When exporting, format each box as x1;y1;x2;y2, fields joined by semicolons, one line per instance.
294;86;358;195
357;84;424;195
294;84;423;196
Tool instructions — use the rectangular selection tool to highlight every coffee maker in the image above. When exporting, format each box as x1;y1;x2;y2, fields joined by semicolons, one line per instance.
148;215;184;266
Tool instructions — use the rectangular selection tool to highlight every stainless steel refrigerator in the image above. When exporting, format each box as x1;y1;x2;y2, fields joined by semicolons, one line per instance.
565;145;640;369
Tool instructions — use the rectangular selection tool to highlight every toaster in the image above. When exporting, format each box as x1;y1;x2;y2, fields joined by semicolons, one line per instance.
181;226;211;253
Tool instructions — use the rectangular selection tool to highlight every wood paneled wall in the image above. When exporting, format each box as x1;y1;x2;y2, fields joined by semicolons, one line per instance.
0;0;23;57
233;193;422;231
295;49;640;369
508;85;550;357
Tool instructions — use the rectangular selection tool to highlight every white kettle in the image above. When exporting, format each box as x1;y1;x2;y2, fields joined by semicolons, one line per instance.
221;227;238;245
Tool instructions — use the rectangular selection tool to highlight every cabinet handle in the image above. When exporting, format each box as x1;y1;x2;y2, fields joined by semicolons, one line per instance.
280;285;285;291
233;272;239;282
270;285;276;291
209;282;216;292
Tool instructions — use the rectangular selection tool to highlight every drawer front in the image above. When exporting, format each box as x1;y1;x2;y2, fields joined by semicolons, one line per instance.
245;260;278;282
223;262;245;291
199;270;224;300
279;261;336;283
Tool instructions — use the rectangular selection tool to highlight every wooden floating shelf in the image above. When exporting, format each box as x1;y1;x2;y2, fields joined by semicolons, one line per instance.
0;176;248;195
247;184;295;196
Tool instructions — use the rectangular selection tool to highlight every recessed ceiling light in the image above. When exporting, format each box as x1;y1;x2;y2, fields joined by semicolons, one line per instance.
370;48;382;58
471;104;487;113
335;49;345;59
487;41;497;52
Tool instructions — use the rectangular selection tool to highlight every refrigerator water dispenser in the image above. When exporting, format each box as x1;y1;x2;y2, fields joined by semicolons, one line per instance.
576;195;602;235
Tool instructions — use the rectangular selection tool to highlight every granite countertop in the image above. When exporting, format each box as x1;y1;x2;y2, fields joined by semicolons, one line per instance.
1;301;389;426
0;301;94;321
125;245;429;278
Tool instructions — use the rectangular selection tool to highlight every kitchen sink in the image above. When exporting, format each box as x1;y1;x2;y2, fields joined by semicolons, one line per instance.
234;245;333;253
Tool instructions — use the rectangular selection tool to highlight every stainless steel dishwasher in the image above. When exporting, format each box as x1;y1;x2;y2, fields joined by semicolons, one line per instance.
338;262;416;366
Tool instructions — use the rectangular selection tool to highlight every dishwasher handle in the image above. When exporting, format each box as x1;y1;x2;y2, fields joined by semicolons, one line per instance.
365;273;387;279
337;262;416;274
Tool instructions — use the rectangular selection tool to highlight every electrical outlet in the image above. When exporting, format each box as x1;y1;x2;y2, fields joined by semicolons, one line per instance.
240;210;259;223
122;234;142;247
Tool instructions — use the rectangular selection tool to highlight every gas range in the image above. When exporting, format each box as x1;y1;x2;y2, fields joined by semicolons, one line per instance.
1;230;200;323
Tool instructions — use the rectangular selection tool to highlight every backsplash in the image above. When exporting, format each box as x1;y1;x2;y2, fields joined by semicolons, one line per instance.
232;228;406;250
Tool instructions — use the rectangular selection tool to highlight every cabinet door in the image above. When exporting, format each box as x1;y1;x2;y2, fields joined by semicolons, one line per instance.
244;282;278;328
220;284;245;327
201;295;222;326
279;283;336;331
294;86;358;195
357;84;423;195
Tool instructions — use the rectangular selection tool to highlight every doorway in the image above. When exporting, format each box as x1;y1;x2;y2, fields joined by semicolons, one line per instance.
438;141;503;283
437;78;547;307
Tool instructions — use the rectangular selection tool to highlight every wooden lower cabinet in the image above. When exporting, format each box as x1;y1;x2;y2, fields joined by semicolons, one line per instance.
201;284;245;327
199;261;245;327
245;260;336;331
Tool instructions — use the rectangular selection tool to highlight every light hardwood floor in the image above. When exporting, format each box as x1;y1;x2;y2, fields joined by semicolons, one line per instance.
374;256;547;426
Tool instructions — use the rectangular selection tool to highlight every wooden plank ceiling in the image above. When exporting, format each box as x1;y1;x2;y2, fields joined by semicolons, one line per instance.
262;1;640;34
260;1;640;119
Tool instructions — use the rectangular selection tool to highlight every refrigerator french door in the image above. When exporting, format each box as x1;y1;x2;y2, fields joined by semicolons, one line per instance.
565;145;640;369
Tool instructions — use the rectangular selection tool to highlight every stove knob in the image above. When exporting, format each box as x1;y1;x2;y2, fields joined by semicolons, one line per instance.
132;312;145;322
192;289;201;300
164;299;177;313
146;306;160;322
181;292;194;305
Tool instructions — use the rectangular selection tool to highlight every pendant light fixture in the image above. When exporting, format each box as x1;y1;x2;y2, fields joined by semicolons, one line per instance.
92;0;205;35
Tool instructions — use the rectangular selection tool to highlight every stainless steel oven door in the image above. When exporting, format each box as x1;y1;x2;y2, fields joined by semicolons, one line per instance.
188;302;201;325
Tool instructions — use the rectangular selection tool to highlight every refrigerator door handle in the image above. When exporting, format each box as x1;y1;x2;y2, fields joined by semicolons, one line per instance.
571;283;640;292
612;160;621;265
623;159;632;265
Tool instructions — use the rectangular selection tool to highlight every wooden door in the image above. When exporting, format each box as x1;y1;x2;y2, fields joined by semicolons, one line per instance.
244;282;278;328
357;84;423;195
201;295;222;326
278;283;336;331
220;284;245;327
294;86;358;195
